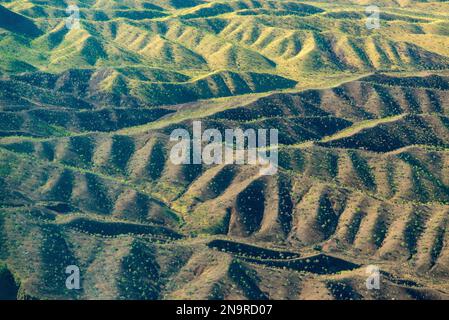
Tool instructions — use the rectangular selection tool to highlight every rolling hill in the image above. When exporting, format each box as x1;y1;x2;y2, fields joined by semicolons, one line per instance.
1;0;449;300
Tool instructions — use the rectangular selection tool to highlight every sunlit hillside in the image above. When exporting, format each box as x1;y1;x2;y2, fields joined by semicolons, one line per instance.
1;0;449;300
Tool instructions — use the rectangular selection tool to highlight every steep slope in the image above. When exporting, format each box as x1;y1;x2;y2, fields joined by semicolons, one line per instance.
1;0;449;300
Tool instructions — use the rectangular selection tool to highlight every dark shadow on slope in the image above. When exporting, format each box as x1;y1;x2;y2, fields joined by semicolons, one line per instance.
243;254;360;275
0;5;42;38
207;239;300;260
0;263;19;300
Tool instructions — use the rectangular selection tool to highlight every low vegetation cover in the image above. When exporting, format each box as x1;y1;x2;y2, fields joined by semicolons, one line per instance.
1;0;449;300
